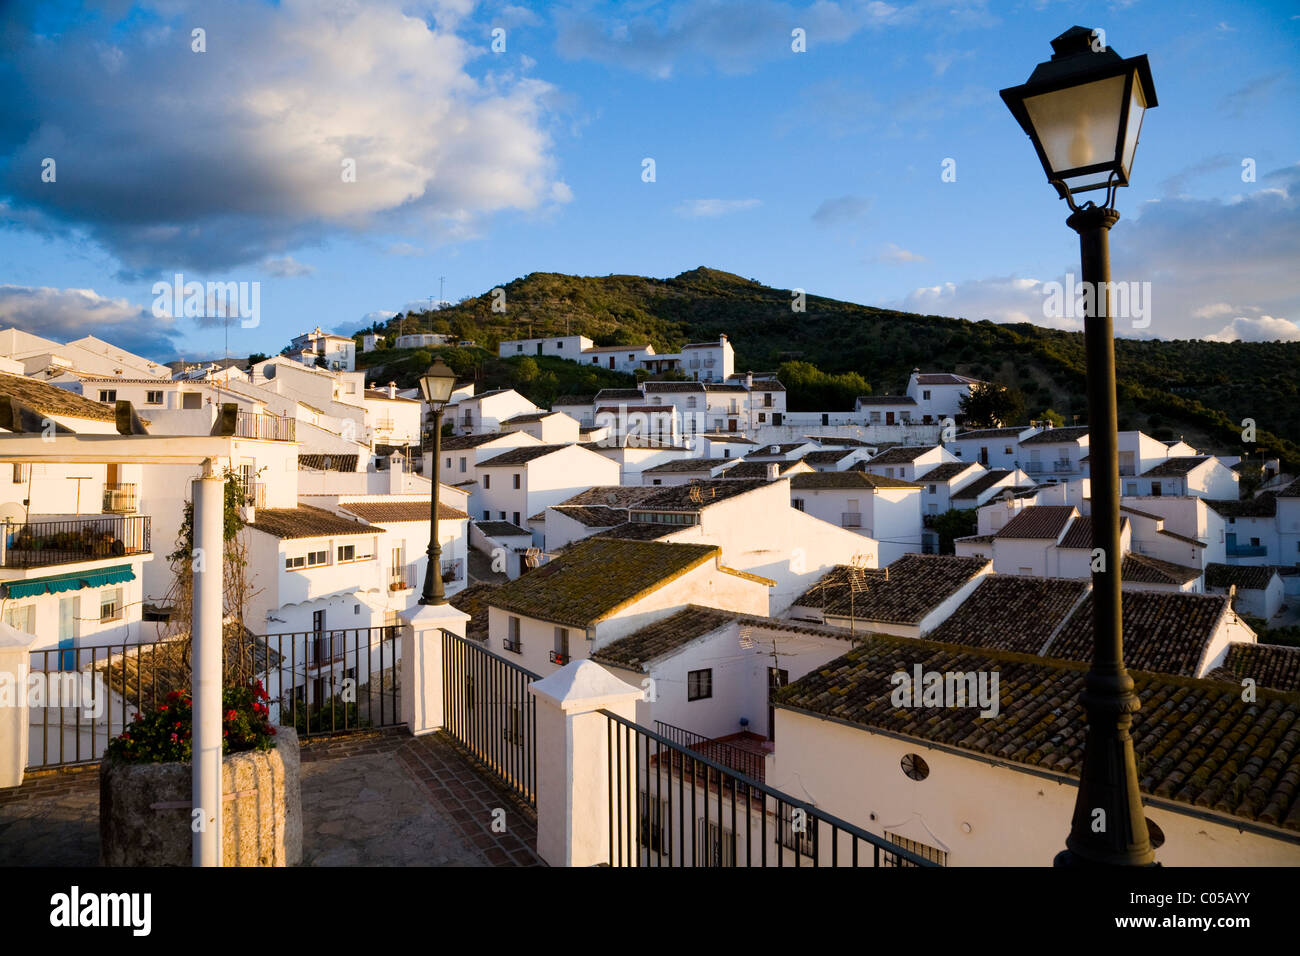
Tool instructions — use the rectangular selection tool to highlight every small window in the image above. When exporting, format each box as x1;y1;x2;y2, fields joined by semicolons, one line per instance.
337;544;356;562
792;498;804;512
928;484;937;494
758;413;766;423
285;555;305;570
100;588;122;622
12;463;29;483
306;549;328;567
513;474;521;490
484;474;491;489
146;390;164;405
687;669;712;701
98;389;117;403
779;802;815;857
459;457;467;473
922;390;931;400
900;753;930;781
445;457;451;468
504;616;522;653
884;831;947;866
483;510;490;520
1003;446;1012;455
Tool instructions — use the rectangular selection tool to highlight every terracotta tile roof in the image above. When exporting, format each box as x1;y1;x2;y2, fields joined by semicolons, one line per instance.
593;522;678;541
926;576;1088;654
803;435;870;446
439;432;524;451
591;606;737;670
501;411;564;424
1122;553;1203;586
917;462;975;483
856;394;916;406
633;479;768;512
955;427;1027;440
476;520;530;537
561;485;660;508
801;449;857;465
789;471;919;490
1207;643;1300;693
1018;426;1089;445
914;372;980;385
994;505;1076;540
449;582;500;642
641;457;730;474
247;506;377;540
1205;563;1278;591
1141;456;1211;478
866;445;938;465
746;442;811;457
1206;495;1277;518
298;453;358;472
950;470;1013;500
0;372;116;423
1058;515;1128;549
487;538;720;628
1277;477;1300;497
594;388;647;401
702;383;747;392
642;382;706;393
477;444;574;467
715;462;777;479
774;636;1300;831
792;555;990;624
549;505;627;527
703;433;759;444
338;500;468;523
1046;591;1230;676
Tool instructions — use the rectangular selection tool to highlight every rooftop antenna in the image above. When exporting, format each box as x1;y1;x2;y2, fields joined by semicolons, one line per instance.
847;553;871;641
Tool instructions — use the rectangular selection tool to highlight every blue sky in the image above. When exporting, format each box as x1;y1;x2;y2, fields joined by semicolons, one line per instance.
0;0;1297;362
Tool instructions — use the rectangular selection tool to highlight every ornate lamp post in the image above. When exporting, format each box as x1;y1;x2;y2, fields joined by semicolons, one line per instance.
1001;26;1159;866
417;359;458;606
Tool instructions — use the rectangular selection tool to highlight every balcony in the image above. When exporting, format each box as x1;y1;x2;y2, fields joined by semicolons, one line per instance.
241;481;266;509
841;512;863;528
234;410;295;441
503;638;522;655
0;515;151;569
1227;542;1268;558
101;483;138;514
653;721;767;785
549;650;569;665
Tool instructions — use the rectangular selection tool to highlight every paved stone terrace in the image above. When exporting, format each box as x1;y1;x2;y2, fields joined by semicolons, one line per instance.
0;727;543;867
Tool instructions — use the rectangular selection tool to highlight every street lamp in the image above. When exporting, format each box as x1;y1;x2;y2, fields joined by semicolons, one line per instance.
417;359;458;606
1001;26;1158;867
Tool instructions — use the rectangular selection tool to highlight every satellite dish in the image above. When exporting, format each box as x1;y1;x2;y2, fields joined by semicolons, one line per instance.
0;502;27;526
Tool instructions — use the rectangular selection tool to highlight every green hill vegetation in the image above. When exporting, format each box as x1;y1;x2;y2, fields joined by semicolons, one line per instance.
355;267;1300;470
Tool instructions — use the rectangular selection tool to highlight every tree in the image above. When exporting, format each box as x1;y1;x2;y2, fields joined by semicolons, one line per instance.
925;508;978;554
513;356;540;384
247;352;268;367
959;381;1025;428
1038;408;1065;427
777;360;871;411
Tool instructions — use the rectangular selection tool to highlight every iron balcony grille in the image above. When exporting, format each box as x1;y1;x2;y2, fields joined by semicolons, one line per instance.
841;512;863;528
234;410;296;441
101;483;138;514
0;515;151;569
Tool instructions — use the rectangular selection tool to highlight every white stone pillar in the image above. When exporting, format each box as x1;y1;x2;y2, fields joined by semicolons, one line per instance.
529;661;643;867
0;622;39;788
400;602;470;736
192;465;224;866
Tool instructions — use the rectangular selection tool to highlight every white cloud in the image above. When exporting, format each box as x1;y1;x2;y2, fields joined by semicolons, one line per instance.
384;243;425;257
263;256;315;277
676;198;761;218
0;1;562;271
812;195;872;226
900;275;1083;331
0;284;177;356
1203;315;1300;342
551;181;574;203
879;242;928;263
1192;302;1237;320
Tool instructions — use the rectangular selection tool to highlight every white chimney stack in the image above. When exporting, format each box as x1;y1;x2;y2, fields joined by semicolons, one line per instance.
387;381;396;399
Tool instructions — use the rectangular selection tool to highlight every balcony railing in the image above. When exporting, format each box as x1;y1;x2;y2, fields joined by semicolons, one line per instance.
549;650;569;665
241;481;266;508
101;483;138;514
841;512;862;528
234;410;295;442
654;720;767;784
0;515;151;569
503;637;522;654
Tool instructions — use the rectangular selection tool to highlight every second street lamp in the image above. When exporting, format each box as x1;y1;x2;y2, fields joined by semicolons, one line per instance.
417;359;458;606
1001;25;1159;867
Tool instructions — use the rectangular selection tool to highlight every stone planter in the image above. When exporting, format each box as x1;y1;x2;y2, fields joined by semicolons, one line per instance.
100;727;302;866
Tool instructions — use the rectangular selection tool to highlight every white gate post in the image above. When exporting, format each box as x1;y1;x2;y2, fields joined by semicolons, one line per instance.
400;602;470;736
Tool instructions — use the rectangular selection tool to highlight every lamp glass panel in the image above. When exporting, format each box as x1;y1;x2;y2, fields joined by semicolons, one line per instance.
1022;73;1126;178
1119;78;1147;179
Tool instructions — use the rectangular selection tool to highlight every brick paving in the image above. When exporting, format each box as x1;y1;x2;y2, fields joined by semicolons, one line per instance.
0;726;542;867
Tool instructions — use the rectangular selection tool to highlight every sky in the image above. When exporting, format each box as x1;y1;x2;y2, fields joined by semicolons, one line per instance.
0;0;1296;363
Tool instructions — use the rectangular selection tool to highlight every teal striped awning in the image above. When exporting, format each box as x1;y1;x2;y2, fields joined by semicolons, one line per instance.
1;565;135;600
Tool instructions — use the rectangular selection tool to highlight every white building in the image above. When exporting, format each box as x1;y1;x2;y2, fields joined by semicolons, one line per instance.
947;426;1042;469
906;370;985;423
474;443;619;530
677;335;734;383
1016;426;1090;482
861;445;960;483
498;334;594;360
789;471;923;565
288;326;356;372
449;388;542;436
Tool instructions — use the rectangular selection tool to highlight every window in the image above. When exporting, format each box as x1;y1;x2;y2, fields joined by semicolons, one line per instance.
459;457;467;473
146;390;164;405
779;802;815;857
445;457;451;468
4;604;35;634
504;616;522;653
12;463;28;483
100;588;122;622
640;793;669;852
181;392;202;409
1151;481;1162;497
306;549;328;567
928;484;937;494
484;474;491;489
1125;482;1138;495
922;390;931;400
1004;446;1012;455
98;389;117;403
516;344;523;352
686;396;696;409
792;498;804;512
337;544;356;562
884;831;947;867
512;512;521;526
286;555;305;569
513;473;521;490
687;669;712;701
551;627;570;664
499;512;506;520
313;610;326;633
870;411;881;423
758;413;766;423
900;753;930;781
503;706;523;744
483;510;490;520
696;819;736;867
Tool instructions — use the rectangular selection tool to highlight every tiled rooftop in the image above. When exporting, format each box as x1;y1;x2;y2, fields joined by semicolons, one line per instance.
1205;562;1279;591
632;479;768;511
591;605;736;670
994;505;1076;540
1018;426;1089;445
340;500;469;523
1122;553;1203;586
1207;642;1300;692
866;445;937;464
925;575;1087;654
0;371;116;422
1141;456;1211;478
950;470;1014;500
548;505;628;527
791;554;990;624
477;444;573;467
248;506;377;540
789;471;919;490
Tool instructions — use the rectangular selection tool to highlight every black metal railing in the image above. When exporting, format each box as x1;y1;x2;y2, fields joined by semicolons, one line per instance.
101;483;138;514
604;711;937;867
241;481;266;508
0;515;151;568
234;410;296;441
442;630;538;808
254;626;402;738
653;720;766;783
23;626;402;770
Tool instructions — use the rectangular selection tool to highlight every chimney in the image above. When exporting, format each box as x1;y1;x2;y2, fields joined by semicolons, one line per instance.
389;452;405;493
719;334;728;346
746;371;753;390
387;381;397;399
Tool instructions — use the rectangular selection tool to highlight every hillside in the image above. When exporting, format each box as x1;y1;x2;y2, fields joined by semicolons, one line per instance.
364;267;1300;469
